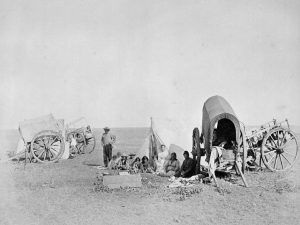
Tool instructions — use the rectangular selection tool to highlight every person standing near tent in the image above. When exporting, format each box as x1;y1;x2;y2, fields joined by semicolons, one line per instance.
101;127;116;167
156;144;169;173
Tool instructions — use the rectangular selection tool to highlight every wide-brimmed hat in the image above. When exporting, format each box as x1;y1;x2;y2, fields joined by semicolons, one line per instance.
103;127;110;131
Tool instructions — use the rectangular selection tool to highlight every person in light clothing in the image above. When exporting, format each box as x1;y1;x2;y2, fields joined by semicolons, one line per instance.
101;127;116;167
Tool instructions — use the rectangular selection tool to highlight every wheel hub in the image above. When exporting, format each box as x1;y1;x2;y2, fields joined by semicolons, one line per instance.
276;148;284;154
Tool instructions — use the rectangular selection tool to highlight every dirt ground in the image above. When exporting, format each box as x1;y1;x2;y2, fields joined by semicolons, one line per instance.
1;147;300;225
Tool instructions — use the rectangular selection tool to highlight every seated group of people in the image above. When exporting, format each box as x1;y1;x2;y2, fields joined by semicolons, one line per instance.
161;151;196;178
107;146;197;178
108;152;156;173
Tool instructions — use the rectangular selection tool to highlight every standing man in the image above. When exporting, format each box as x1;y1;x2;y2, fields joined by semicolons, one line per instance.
101;127;116;167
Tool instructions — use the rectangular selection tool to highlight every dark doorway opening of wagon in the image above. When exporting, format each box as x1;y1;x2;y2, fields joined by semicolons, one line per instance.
213;118;236;150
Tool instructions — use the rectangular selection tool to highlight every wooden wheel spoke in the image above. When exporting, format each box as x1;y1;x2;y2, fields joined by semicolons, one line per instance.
43;151;47;161
77;143;84;147
49;148;56;156
265;143;275;151
279;155;284;169
264;149;276;155
274;154;278;169
267;153;276;165
50;147;59;154
48;149;56;159
276;131;279;146
37;149;46;159
51;143;60;147
50;136;59;145
269;135;278;148
281;154;292;165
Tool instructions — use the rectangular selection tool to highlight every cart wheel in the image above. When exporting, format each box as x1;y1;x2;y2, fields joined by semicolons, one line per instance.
261;127;298;172
84;133;96;154
67;132;85;154
31;130;65;163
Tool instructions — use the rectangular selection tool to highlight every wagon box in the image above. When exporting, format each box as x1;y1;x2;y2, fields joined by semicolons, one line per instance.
19;114;61;143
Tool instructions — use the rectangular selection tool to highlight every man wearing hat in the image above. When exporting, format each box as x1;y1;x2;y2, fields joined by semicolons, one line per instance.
101;127;116;167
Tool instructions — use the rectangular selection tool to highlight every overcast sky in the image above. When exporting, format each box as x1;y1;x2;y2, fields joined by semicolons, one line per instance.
1;0;300;130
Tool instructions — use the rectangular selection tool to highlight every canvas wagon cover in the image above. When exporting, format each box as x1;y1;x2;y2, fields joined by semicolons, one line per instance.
67;117;88;129
202;95;241;158
19;114;60;142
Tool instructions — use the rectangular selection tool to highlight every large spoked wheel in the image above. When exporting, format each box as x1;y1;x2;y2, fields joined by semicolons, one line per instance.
84;132;96;154
31;130;65;163
261;127;298;172
67;132;86;155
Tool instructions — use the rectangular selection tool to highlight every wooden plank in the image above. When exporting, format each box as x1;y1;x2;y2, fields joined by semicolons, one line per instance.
103;174;142;189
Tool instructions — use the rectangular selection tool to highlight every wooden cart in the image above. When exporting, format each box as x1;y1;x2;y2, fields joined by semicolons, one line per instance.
244;119;298;172
66;117;96;155
18;114;65;163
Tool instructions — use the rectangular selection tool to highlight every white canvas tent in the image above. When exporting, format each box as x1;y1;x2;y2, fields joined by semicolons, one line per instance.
135;118;190;166
135;118;165;161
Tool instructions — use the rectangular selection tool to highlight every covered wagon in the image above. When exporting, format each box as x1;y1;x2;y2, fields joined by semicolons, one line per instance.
193;95;248;187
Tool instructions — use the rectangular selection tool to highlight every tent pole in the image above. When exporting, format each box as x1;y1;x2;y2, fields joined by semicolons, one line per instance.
150;117;153;132
149;117;153;160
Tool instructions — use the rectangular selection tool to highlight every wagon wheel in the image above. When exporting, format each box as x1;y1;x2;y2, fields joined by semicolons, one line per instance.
84;132;96;154
261;127;298;172
67;132;86;154
31;130;65;163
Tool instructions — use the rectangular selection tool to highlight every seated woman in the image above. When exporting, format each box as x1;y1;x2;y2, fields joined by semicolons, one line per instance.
131;157;142;173
140;156;151;173
161;152;180;177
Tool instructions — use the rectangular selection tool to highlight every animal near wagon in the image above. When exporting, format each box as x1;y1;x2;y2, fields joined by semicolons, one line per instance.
192;96;299;187
18;114;65;163
66;117;96;155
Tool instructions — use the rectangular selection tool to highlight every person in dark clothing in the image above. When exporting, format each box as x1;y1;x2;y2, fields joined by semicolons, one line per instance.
175;151;196;178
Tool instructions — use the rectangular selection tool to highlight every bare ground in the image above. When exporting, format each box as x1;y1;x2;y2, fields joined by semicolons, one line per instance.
1;148;300;225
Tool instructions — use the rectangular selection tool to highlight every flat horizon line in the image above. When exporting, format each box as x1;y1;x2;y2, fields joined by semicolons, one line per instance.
1;124;300;131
